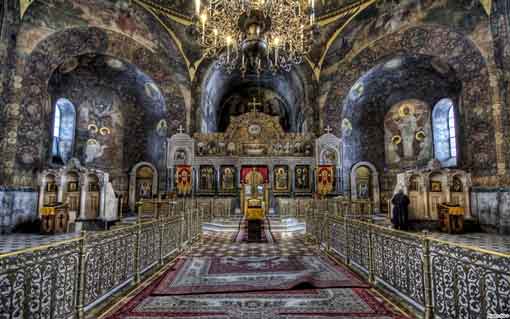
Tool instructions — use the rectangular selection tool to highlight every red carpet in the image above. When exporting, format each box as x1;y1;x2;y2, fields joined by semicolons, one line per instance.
152;255;369;295
103;231;410;319
106;275;408;319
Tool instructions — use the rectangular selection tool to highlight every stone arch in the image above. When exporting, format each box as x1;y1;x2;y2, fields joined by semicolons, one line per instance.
14;27;188;176
191;60;319;134
322;24;494;188
350;161;380;214
129;161;158;211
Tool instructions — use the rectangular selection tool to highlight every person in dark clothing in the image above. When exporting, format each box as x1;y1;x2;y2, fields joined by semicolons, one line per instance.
391;189;410;230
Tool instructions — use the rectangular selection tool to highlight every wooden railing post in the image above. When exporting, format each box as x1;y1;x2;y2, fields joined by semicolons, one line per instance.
422;230;434;319
76;231;87;319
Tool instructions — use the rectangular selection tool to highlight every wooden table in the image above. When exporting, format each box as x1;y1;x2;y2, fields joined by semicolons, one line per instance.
40;204;70;235
438;203;465;234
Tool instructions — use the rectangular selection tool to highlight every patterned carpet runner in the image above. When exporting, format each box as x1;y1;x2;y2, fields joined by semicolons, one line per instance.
103;232;411;319
152;255;369;295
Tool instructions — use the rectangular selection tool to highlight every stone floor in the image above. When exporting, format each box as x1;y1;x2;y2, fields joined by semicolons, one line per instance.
1;218;509;256
188;230;316;257
373;215;510;255
426;231;510;254
99;231;412;319
0;232;80;254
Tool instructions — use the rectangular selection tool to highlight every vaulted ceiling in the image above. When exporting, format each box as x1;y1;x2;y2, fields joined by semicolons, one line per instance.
139;0;363;18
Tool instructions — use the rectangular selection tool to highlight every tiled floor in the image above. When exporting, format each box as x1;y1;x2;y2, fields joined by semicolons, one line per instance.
187;230;317;257
0;232;80;254
1;219;509;256
426;232;510;254
374;216;510;255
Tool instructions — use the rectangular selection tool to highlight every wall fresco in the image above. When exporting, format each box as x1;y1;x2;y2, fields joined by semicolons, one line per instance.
0;0;191;187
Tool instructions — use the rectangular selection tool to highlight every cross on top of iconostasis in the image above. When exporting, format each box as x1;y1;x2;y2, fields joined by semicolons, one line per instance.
248;97;262;113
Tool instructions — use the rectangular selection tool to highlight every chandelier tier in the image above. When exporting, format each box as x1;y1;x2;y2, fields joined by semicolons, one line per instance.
193;0;317;76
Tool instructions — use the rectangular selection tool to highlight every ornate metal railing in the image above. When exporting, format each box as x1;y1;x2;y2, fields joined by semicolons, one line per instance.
305;203;510;319
0;209;203;319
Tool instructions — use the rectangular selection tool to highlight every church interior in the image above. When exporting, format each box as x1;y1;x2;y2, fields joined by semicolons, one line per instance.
1;0;509;318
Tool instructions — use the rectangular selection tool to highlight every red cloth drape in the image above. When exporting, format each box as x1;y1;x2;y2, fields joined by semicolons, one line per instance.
241;166;269;183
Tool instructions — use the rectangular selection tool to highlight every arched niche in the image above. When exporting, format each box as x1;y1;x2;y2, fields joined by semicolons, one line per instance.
63;170;81;215
350;161;380;214
12;27;187;186
129;162;158;211
42;173;58;206
195;61;315;134
339;54;461;191
323;25;493;186
86;174;101;219
427;171;447;220
407;174;425;220
218;87;291;131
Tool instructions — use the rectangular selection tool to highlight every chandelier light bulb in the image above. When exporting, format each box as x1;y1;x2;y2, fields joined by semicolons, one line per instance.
200;13;207;23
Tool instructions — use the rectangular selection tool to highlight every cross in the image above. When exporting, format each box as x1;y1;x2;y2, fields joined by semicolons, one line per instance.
325;125;333;134
248;97;262;113
177;125;185;134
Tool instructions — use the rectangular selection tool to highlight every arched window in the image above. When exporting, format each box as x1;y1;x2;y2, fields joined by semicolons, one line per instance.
432;98;458;167
51;98;76;164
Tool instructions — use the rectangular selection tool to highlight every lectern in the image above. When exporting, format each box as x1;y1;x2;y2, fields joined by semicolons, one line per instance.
240;169;269;242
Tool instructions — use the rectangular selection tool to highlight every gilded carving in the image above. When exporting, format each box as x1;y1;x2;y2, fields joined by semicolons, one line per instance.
194;111;314;157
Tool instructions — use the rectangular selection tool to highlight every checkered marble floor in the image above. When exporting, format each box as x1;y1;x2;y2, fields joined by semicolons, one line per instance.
426;232;510;254
187;230;317;257
0;232;80;254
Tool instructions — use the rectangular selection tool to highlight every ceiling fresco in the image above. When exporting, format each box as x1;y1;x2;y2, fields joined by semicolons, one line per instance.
136;0;362;18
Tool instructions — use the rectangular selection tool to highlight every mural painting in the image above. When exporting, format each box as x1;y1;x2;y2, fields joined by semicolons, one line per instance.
384;100;432;167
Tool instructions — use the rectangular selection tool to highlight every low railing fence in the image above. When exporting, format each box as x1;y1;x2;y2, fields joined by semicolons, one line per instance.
305;207;510;319
0;210;203;319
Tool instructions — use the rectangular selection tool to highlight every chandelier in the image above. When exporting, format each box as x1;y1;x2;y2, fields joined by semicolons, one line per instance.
193;0;317;76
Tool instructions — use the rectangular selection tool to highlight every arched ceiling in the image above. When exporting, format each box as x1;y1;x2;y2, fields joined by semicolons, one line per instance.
129;0;364;19
199;64;309;133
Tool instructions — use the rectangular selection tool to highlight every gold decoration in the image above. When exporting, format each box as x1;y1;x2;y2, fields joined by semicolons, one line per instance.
87;139;98;145
176;165;192;195
415;131;426;141
99;127;111;136
88;124;98;133
392;135;402;145
19;0;35;19
317;165;334;196
480;0;492;16
398;103;414;118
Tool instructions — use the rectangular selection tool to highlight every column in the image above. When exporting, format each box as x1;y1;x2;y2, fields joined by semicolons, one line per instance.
57;174;65;203
38;182;45;215
99;179;106;219
79;176;87;220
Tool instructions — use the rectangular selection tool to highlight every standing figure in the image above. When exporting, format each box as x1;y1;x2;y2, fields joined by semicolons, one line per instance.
391;189;410;230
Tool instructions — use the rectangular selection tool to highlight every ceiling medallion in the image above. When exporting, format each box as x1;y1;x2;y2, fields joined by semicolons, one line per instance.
192;0;318;77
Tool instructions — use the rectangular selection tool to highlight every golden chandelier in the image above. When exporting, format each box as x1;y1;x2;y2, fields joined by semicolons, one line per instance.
193;0;317;76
